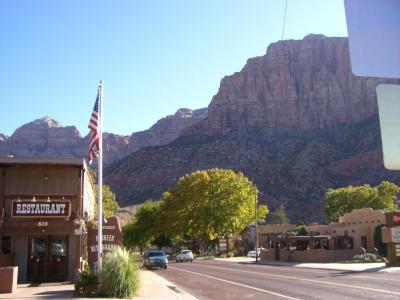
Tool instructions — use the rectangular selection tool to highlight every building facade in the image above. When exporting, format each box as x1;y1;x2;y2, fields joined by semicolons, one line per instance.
257;208;386;262
0;157;95;282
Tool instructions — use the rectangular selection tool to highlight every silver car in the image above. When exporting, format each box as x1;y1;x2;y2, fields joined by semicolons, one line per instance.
176;250;194;262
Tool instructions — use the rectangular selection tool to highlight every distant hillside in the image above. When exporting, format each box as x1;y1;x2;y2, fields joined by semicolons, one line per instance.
115;205;140;227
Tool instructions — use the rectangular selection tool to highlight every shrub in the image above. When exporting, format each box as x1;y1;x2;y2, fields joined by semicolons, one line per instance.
75;264;98;297
351;253;382;263
101;247;140;298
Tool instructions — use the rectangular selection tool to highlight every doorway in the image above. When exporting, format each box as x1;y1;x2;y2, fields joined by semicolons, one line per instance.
27;235;68;282
274;242;280;261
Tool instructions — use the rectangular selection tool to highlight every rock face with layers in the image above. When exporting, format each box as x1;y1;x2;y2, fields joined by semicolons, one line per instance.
188;34;394;136
128;108;207;152
1;117;86;158
0;108;207;165
105;35;400;222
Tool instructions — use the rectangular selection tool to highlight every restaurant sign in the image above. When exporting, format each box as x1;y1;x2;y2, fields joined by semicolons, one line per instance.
11;200;71;218
87;216;123;267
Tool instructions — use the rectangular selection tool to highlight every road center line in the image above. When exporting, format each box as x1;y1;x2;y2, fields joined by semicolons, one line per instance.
169;266;302;300
191;264;400;296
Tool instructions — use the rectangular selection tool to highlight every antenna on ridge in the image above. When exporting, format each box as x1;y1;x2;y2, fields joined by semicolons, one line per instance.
281;0;288;40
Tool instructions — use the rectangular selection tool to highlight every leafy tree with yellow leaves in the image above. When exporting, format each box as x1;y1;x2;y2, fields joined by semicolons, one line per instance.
161;168;269;243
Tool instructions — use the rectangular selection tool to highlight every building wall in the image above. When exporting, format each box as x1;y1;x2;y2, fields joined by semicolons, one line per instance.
2;165;82;221
257;209;386;262
14;235;27;282
304;208;385;251
4;166;80;196
68;234;77;282
339;208;385;224
0;160;95;283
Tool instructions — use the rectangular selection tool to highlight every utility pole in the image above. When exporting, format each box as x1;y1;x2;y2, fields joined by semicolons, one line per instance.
255;194;259;263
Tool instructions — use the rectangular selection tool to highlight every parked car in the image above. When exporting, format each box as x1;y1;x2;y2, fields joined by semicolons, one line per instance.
143;250;168;269
176;249;194;262
247;248;263;257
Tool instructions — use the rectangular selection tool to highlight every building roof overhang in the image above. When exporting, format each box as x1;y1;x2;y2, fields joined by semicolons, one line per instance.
0;157;88;169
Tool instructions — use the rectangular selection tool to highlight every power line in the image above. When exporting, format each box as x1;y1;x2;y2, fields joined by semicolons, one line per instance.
281;0;288;40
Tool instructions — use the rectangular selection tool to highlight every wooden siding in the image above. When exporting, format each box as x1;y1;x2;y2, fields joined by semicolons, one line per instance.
0;168;4;218
4;165;80;196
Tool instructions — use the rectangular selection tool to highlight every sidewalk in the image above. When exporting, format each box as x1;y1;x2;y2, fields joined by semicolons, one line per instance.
0;270;198;300
215;256;400;273
261;260;400;273
135;270;198;300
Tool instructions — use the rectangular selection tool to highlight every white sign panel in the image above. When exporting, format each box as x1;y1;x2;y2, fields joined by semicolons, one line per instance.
377;84;400;170
391;227;400;243
344;0;400;78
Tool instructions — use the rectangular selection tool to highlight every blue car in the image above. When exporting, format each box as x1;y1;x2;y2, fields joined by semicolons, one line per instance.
143;250;168;269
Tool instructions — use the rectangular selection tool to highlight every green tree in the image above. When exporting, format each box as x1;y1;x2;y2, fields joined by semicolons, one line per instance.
324;181;399;223
152;234;172;249
88;168;120;218
122;200;161;252
161;168;269;242
269;204;289;224
94;185;120;218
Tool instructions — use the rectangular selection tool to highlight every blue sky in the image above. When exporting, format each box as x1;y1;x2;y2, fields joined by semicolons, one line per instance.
0;0;347;137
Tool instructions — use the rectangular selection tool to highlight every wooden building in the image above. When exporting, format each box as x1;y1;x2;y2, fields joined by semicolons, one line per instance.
0;157;95;282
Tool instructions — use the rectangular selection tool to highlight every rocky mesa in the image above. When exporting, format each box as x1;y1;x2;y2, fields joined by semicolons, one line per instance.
105;35;400;222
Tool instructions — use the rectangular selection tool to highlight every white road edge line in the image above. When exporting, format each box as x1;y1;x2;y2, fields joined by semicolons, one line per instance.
169;266;302;300
201;265;400;296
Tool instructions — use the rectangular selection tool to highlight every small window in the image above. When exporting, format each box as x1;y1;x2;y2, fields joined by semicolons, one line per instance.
1;236;11;254
51;239;66;256
31;238;46;256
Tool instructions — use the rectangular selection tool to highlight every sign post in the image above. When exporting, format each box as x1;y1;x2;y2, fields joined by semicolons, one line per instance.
382;212;400;265
255;195;259;263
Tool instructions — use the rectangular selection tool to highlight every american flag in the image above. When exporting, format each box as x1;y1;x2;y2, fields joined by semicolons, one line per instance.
88;92;100;162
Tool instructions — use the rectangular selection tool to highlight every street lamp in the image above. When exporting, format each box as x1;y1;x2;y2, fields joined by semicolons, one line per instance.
255;194;259;263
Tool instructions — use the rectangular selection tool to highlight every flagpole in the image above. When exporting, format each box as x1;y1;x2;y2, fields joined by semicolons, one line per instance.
97;80;104;276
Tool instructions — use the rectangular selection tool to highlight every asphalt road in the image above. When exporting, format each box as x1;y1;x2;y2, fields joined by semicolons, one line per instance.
153;259;400;300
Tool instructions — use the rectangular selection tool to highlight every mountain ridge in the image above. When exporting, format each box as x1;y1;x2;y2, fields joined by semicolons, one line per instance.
0;107;207;164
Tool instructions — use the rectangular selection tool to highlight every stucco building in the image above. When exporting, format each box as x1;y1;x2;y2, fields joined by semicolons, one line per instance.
256;208;386;262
